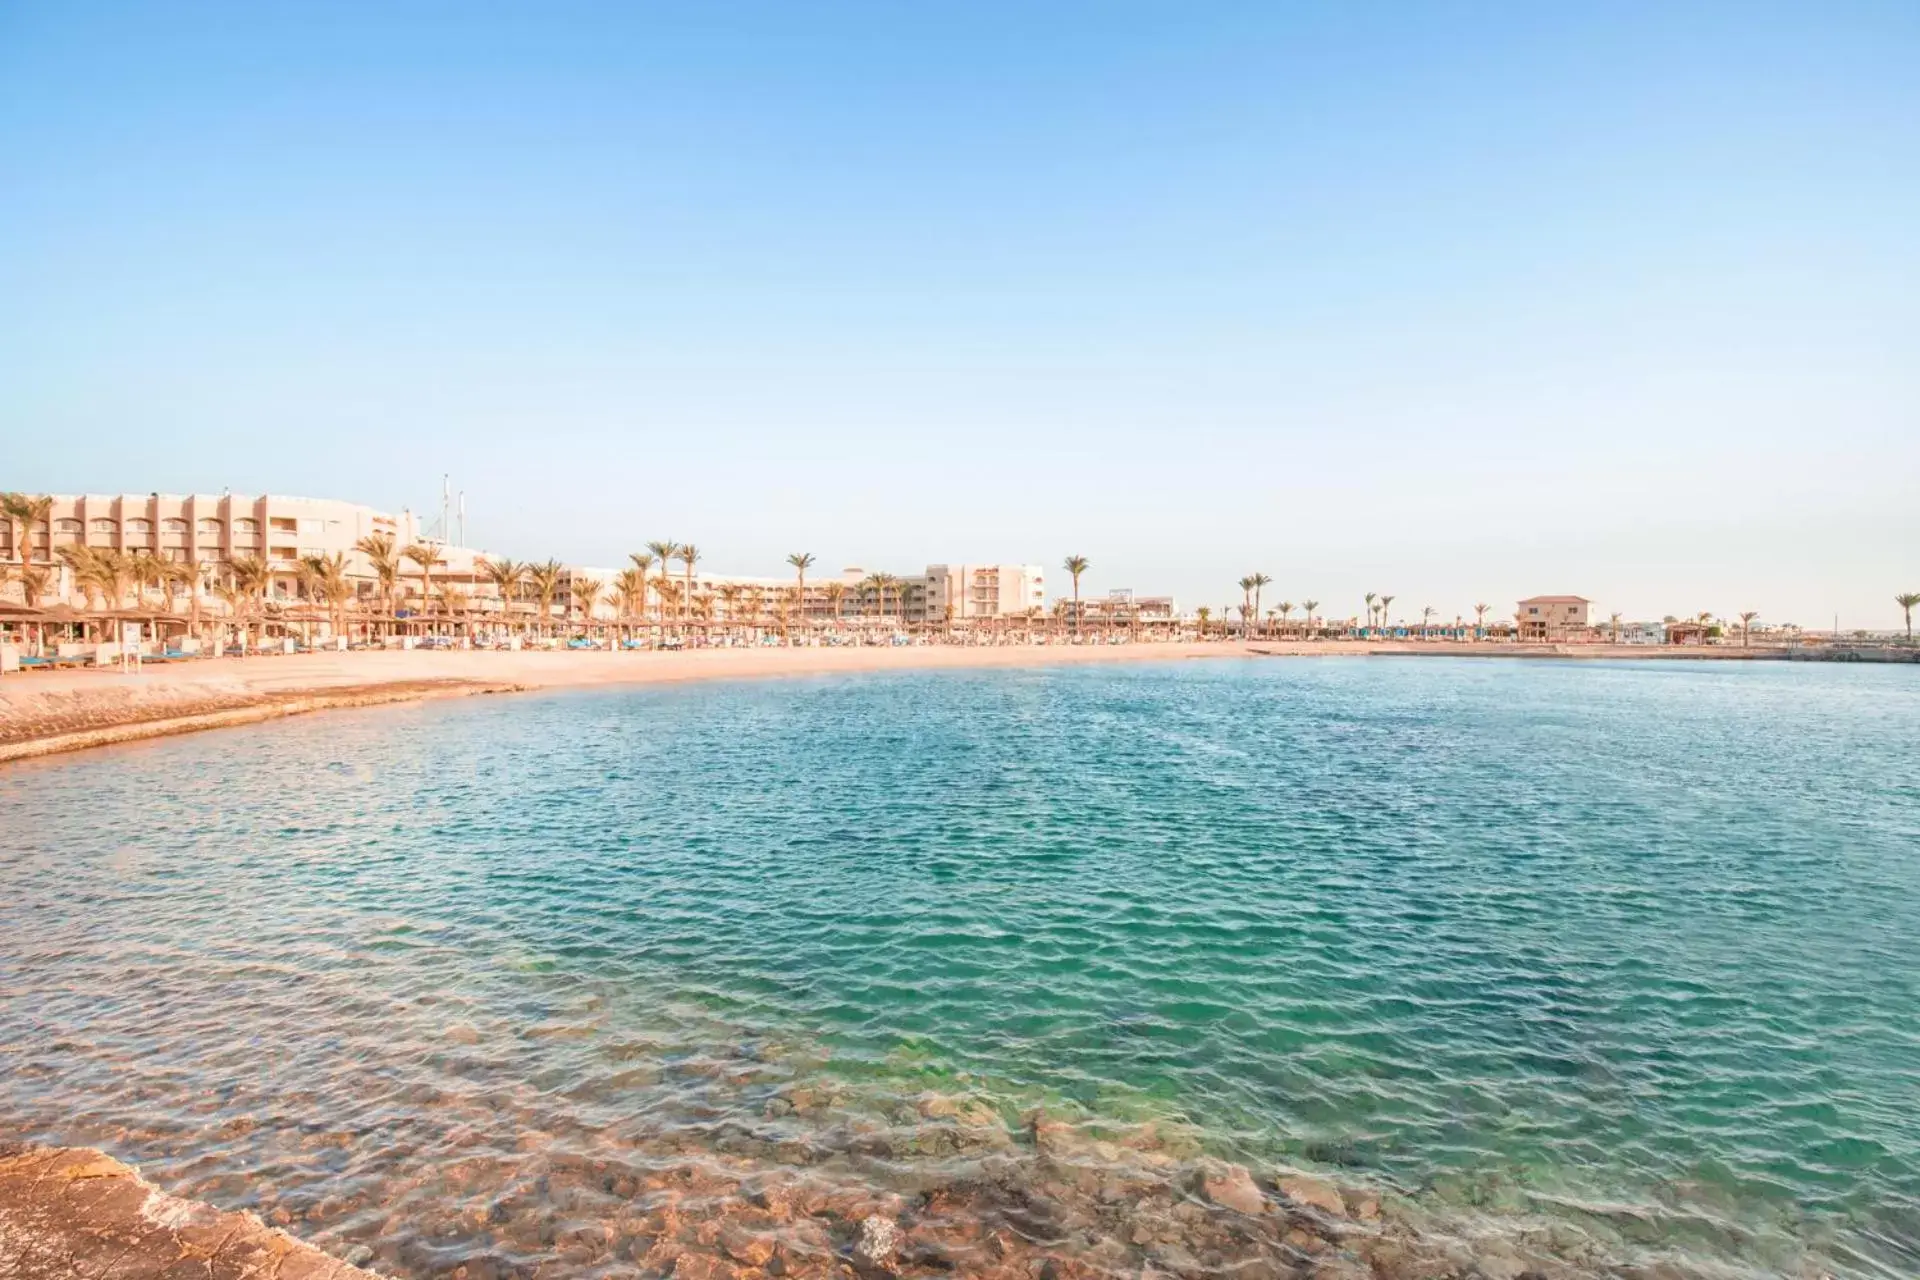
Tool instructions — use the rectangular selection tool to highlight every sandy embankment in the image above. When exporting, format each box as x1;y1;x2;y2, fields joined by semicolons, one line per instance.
0;638;1781;763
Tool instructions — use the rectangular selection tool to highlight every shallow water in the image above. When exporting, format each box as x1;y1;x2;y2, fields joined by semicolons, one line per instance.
3;658;1917;1277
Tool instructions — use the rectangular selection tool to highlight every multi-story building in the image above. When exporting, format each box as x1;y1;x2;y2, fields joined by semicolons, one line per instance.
923;564;1047;622
1065;591;1177;625
3;492;1058;634
1;493;443;603
1517;595;1593;642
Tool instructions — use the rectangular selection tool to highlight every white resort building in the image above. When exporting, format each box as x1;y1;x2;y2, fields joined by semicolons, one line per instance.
0;493;444;603
0;490;1058;644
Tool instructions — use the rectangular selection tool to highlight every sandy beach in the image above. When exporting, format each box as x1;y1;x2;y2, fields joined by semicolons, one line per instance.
0;637;1790;764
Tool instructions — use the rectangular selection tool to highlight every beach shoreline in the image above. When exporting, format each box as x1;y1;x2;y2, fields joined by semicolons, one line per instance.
0;639;1789;764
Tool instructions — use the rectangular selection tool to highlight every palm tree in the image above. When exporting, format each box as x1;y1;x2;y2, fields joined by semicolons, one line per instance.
786;553;816;635
1250;573;1271;637
1738;611;1759;647
716;582;744;639
1236;576;1256;637
22;495;51;563
355;533;402;627
56;545;103;611
186;560;215;643
126;551;165;612
1474;602;1490;634
571;576;604;632
1062;555;1090;637
402;543;443;617
1420;605;1434;636
2;492;51;565
438;584;470;638
676;544;700;626
478;556;525;636
150;558;190;620
525;560;564;634
653;575;681;627
1897;592;1920;642
824;580;847;629
1363;592;1376;632
14;563;50;608
1301;599;1319;637
12;562;53;654
294;553;329;642
613;567;646;640
224;554;270;649
0;492;29;563
1379;594;1395;630
870;572;900;625
647;541;680;624
294;553;324;607
1276;600;1294;634
213;579;248;648
316;553;354;640
1195;605;1212;638
628;552;655;625
1610;611;1622;643
71;548;136;614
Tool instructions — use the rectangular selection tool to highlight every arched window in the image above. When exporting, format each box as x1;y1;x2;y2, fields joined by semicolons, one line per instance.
90;519;117;533
124;518;153;533
232;518;259;533
161;518;189;533
55;518;83;533
196;518;224;535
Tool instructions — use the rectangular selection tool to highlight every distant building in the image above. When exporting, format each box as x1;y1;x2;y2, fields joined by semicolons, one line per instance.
923;564;1047;621
1064;591;1177;626
5;492;442;604
1;492;1055;633
1664;620;1711;645
1517;595;1592;642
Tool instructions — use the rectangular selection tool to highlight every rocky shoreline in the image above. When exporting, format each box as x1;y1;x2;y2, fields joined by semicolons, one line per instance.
3;1103;1746;1280
0;1143;381;1279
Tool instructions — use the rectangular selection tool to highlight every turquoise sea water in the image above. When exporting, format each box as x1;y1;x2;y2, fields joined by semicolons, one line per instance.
3;658;1917;1277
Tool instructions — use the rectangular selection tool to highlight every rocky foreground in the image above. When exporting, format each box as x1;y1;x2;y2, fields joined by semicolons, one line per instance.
0;1144;379;1279
3;1115;1707;1280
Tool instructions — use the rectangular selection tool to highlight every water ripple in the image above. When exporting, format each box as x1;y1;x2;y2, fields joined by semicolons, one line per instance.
3;658;1918;1278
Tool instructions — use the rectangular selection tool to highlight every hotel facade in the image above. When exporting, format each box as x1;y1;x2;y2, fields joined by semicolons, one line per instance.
3;492;1055;628
1;493;438;603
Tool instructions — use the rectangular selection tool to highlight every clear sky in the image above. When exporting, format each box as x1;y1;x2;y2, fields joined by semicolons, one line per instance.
3;2;1915;627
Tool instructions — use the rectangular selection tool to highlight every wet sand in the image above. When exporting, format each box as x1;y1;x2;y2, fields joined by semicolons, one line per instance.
0;639;1781;763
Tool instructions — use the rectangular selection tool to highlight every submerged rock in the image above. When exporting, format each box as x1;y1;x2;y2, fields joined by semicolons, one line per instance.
854;1212;901;1270
1198;1163;1268;1216
1277;1173;1347;1218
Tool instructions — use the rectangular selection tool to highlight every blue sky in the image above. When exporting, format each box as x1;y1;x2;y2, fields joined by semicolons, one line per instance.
3;2;1915;626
